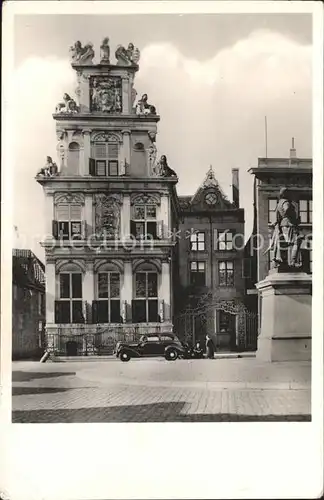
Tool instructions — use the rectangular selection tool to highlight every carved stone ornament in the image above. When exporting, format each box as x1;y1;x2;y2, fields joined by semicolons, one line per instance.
100;37;110;64
36;156;59;177
115;43;140;66
54;192;85;206
90;76;122;113
154;155;177;178
130;193;160;206
69;41;95;65
135;94;156;115
94;194;122;239
55;93;79;114
91;131;121;143
147;144;158;175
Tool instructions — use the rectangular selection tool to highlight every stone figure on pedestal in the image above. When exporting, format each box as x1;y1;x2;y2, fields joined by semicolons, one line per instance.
37;156;58;177
55;94;79;114
70;41;95;64
100;37;110;64
115;43;140;66
154;155;177;177
135;94;156;115
267;187;304;270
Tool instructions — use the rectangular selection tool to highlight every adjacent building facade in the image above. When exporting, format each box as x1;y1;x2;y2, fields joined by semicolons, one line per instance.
245;140;312;327
174;167;249;351
12;249;46;359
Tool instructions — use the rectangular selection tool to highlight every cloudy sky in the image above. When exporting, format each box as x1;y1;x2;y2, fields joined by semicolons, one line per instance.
11;12;312;259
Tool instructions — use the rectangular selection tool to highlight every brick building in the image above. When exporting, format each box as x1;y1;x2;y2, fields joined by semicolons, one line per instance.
245;140;312;325
12;249;46;359
175;167;248;351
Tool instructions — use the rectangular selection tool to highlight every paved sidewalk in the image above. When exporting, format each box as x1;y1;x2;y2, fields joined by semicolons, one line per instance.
11;358;311;422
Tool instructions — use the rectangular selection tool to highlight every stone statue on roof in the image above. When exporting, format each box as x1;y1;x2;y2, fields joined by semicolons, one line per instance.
100;37;110;64
115;43;140;66
69;41;95;64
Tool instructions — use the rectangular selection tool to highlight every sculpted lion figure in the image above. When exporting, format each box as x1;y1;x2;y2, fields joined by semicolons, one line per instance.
55;93;79;114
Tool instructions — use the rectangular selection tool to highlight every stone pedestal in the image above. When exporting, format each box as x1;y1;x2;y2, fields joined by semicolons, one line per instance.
256;270;312;362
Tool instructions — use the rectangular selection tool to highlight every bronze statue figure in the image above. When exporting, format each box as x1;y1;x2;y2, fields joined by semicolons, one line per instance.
267;187;304;270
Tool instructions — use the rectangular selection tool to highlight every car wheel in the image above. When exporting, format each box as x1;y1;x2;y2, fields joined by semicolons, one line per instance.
165;348;178;361
120;352;130;362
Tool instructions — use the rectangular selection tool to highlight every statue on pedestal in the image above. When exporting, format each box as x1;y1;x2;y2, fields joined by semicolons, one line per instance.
267;187;304;270
100;37;110;64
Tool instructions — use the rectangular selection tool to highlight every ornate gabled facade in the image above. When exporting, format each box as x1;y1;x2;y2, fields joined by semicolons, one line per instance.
36;40;178;356
175;167;249;351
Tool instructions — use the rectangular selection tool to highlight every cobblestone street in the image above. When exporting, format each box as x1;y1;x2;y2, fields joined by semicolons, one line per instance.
11;357;311;422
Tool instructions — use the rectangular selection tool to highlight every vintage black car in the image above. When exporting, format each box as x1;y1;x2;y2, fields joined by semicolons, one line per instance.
115;333;182;361
164;341;204;361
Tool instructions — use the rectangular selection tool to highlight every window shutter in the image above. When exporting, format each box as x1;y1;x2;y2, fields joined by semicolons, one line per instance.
54;301;61;323
159;299;164;323
111;300;121;323
108;142;118;159
92;300;98;324
156;221;163;239
132;300;146;323
147;221;157;239
148;300;159;323
70;204;81;220
94;143;107;158
52;220;58;239
130;220;137;238
89;158;96;176
56;204;69;221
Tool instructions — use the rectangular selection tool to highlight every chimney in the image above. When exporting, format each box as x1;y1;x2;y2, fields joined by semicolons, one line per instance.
289;137;297;159
232;168;239;208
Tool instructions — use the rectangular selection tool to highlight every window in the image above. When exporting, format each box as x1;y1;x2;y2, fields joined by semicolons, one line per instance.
132;272;158;323
268;198;277;225
97;272;120;323
56;204;82;240
90;141;119;176
190;261;206;286
217;231;233;251
218;261;234;286
131;205;157;240
298;200;312;224
56;273;83;324
190;232;205;251
219;310;231;333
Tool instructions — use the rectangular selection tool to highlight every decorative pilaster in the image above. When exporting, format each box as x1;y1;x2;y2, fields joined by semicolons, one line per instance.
121;261;133;322
121;129;131;175
83;261;95;323
160;261;171;321
44;193;54;237
160;195;169;239
122;76;130;114
82;129;92;175
84;194;93;237
121;194;131;239
77;71;90;112
46;261;56;324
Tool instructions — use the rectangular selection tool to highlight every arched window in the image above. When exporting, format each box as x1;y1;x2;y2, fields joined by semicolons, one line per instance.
55;263;84;324
132;263;159;323
54;195;84;240
67;142;80;175
89;135;119;176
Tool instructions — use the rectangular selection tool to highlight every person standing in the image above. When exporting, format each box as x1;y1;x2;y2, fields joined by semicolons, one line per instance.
205;334;215;359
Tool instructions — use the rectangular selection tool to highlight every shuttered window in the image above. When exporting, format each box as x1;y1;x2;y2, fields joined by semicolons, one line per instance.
90;141;119;176
55;204;82;240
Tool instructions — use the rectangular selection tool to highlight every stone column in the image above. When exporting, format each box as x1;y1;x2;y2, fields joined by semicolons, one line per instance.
120;129;131;175
84;194;93;238
83;261;94;323
160;195;169;239
160;261;171;321
122;77;130;114
82;129;92;176
46;261;56;324
256;270;312;362
121;261;133;322
44;193;54;237
121;194;131;240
